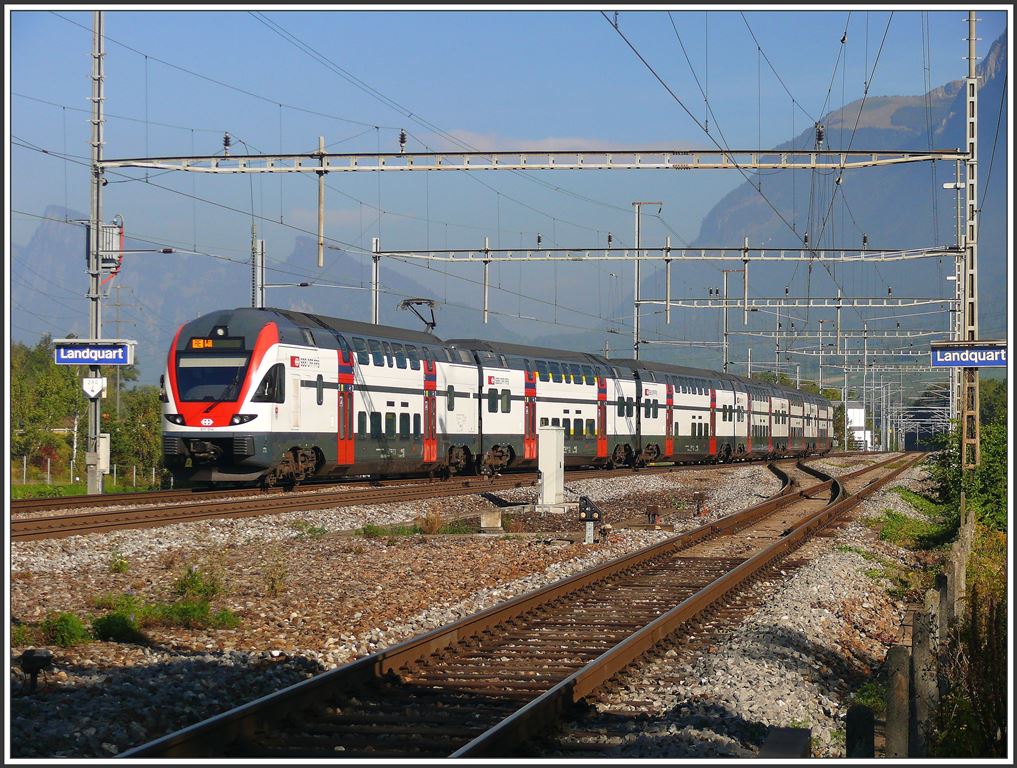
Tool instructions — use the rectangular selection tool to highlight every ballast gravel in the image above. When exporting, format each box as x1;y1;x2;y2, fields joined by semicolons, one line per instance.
8;459;918;758
551;459;935;758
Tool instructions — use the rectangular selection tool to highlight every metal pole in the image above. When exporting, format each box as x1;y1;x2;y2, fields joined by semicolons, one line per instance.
775;300;781;380
952;158;963;424
633;206;641;360
863;322;868;446
114;283;121;417
256;239;265;308
47;458;51;485
133;465;136;487
843;371;848;449
22;455;27;484
961;10;980;468
250;219;258;307
742;236;749;325
86;10;105;495
664;236;671;324
371;237;380;325
632;201;662;360
796;364;800;390
483;237;490;324
818;320;824;392
747;347;752;378
317;135;325;268
722;270;729;372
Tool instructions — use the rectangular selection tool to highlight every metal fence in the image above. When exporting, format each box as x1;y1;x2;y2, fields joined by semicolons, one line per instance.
11;456;167;490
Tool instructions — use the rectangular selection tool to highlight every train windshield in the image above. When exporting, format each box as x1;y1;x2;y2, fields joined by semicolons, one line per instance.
175;355;250;402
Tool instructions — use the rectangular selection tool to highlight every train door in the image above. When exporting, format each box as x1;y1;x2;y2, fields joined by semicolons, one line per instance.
767;396;774;455
596;375;607;459
336;349;355;464
524;369;537;460
665;383;674;457
423;358;437;462
709;387;717;456
289;367;301;431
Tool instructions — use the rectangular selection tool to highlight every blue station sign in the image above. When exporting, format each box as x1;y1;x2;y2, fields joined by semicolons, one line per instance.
54;339;136;366
930;341;1007;368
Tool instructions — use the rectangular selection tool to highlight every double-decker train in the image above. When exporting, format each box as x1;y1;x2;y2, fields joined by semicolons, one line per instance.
161;307;834;487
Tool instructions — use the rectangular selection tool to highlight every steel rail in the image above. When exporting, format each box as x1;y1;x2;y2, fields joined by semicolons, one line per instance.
12;456;850;541
117;455;911;759
453;453;921;756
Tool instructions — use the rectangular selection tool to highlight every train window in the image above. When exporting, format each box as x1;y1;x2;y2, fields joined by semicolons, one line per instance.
488;389;498;413
370;412;382;438
581;365;594;384
561;418;570;438
548;361;562;382
368;339;384;367
413;413;421;437
523;358;532;373
540;417;549;427
586;418;596;437
352;338;369;365
159;374;168;403
626;398;635;418
644;400;651;418
569;364;582;383
447;386;456;411
337;335;352;357
381;342;393;367
358;412;367;436
316;374;324;406
385;413;396;438
421;346;433;363
617;396;625;416
704;423;710;437
551;418;560;427
399;413;410;439
654;400;661;419
252;363;285;404
406;345;420;370
501;389;511;413
393;344;407;369
535;360;548;381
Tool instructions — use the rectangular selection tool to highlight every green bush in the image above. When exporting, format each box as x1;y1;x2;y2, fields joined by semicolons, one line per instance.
92;612;148;644
863;509;952;550
290;520;328;539
851;680;887;716
41;612;92;647
11;623;36;646
109;550;129;574
174;565;224;600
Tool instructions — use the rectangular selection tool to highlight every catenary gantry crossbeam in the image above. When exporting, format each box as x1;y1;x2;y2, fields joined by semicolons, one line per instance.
98;148;968;174
374;246;960;263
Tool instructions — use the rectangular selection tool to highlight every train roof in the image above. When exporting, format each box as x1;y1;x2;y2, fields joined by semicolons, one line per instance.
264;308;443;344
444;338;605;365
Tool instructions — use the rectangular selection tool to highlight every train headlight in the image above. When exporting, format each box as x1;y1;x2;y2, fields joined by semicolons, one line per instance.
230;414;257;425
164;414;185;425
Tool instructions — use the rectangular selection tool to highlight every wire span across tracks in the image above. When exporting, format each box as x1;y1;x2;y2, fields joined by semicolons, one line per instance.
118;452;922;759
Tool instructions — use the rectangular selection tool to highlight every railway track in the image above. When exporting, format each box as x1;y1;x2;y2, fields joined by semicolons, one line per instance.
9;457;833;542
118;451;921;759
10;450;880;515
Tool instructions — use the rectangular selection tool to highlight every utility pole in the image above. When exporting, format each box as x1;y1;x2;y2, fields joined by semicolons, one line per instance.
86;10;105;495
371;236;381;325
961;9;980;469
818;319;826;393
723;270;729;372
775;298;781;381
863;322;868;448
632;201;661;360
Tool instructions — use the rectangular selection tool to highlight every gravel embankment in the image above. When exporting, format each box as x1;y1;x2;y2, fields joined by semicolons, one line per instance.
10;464;776;758
553;460;938;758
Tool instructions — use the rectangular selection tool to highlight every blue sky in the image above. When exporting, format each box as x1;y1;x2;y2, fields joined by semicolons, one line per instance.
7;6;1011;377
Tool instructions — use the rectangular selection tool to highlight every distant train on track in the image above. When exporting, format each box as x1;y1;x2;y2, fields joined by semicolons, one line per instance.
161;308;834;487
